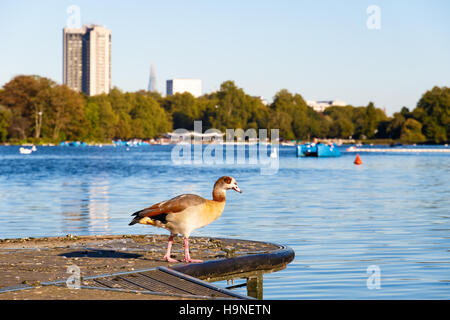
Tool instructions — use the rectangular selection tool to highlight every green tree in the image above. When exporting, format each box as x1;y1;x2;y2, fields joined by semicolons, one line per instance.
0;75;88;141
41;84;87;140
400;106;412;119
129;93;171;138
324;106;355;138
107;88;134;139
270;90;313;140
162;92;204;130
269;110;294;140
385;112;405;139
413;86;449;142
270;90;296;139
0;105;11;142
400;118;426;142
85;94;119;141
204;81;268;132
349;103;387;139
0;75;54;139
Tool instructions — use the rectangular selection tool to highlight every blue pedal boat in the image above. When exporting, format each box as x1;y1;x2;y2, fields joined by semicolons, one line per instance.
297;143;341;157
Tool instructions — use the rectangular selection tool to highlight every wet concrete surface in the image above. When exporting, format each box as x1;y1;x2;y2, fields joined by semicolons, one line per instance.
0;234;278;300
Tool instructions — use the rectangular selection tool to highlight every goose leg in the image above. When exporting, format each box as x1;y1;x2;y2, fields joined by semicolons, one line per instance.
163;235;179;263
184;237;203;263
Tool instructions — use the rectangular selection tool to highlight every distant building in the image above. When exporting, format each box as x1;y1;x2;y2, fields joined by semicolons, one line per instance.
166;79;202;98
254;96;269;106
63;25;111;96
148;64;157;92
306;100;347;112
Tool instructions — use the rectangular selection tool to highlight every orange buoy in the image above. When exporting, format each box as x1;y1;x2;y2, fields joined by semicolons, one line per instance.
354;154;362;165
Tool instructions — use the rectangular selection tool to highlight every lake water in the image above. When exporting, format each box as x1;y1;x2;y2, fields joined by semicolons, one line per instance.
0;144;449;299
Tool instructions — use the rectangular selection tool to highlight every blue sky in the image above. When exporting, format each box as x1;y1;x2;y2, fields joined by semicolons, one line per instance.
0;0;449;115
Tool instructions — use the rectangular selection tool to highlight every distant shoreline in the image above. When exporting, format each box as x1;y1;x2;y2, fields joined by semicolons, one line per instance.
1;140;449;147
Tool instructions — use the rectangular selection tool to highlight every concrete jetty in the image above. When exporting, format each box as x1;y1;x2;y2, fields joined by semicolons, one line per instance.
0;234;294;300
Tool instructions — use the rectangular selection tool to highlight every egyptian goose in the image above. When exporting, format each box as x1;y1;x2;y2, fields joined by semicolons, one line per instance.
128;176;242;263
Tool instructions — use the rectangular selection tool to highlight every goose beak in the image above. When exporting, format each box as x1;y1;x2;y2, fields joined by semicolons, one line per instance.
233;185;242;193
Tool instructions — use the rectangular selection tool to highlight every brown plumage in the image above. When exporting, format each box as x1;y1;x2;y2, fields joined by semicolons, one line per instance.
129;176;242;263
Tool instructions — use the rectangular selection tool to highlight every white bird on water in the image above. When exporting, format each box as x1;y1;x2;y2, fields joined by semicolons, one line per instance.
19;145;36;154
19;147;32;154
270;147;278;158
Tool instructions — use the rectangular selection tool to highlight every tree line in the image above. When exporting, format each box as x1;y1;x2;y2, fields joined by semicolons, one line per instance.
0;75;448;144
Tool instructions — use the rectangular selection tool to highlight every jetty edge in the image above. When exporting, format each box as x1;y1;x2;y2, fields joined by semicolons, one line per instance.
0;234;294;300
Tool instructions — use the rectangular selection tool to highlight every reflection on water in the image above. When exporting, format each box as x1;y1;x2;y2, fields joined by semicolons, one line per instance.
0;145;449;299
59;178;111;234
88;179;111;233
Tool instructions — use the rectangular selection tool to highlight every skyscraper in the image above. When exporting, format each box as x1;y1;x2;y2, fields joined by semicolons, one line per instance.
148;64;157;92
63;25;111;96
63;28;84;93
